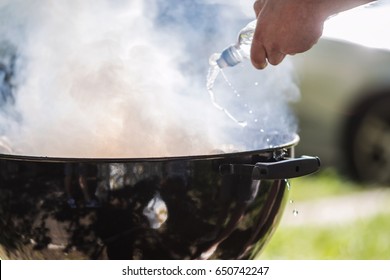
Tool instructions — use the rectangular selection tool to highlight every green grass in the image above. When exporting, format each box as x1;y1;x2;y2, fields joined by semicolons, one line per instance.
288;168;368;201
257;168;390;260
259;213;390;259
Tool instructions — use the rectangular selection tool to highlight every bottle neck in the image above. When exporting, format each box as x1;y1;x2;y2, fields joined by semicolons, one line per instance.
216;45;243;68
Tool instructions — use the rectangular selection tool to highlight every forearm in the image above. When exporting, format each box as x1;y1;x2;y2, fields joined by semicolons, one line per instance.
318;0;376;19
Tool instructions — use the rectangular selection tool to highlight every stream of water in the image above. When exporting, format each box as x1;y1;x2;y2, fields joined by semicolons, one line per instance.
206;53;248;128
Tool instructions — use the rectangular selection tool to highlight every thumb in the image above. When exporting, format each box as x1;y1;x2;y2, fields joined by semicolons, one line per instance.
250;40;268;69
250;19;268;69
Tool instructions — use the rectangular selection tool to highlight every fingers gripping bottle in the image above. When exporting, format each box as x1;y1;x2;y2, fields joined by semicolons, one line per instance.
215;20;257;68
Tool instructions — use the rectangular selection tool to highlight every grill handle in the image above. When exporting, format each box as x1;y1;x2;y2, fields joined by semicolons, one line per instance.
219;156;321;180
252;156;320;180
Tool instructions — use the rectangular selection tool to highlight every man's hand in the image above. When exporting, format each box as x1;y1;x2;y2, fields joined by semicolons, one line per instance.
251;0;325;69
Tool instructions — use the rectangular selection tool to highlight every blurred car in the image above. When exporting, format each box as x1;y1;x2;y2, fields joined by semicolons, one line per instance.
291;0;390;184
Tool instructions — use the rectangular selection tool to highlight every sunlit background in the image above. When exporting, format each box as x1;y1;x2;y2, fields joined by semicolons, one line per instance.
1;0;390;260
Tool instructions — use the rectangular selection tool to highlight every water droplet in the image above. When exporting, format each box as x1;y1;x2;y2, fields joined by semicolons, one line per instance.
286;180;291;191
293;209;299;216
254;119;258;123
254;82;259;86
249;110;253;114
238;121;248;127
289;199;294;204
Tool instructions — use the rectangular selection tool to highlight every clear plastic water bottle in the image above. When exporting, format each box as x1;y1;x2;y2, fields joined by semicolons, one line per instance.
215;20;257;68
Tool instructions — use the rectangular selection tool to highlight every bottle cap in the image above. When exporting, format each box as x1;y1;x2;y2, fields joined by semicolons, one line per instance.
216;46;240;68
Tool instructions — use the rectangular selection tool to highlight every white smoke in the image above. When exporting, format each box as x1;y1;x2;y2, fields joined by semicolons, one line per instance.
0;0;299;158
